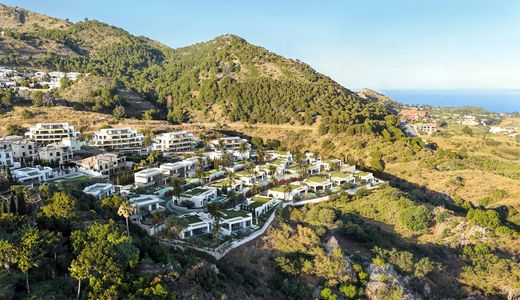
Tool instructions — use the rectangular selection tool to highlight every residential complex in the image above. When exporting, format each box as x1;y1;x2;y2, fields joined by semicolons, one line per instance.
25;123;80;144
90;128;144;151
152;131;197;152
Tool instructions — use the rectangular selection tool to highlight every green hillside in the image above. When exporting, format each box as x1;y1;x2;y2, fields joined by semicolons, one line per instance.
0;4;391;133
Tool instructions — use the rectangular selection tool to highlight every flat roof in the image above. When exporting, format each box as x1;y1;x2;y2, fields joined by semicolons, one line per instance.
330;172;353;179
182;187;212;197
220;209;250;220
306;176;329;184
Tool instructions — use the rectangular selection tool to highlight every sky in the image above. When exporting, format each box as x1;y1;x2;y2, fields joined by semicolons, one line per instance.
4;0;520;90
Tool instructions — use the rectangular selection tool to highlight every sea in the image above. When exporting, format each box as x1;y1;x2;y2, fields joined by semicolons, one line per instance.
379;89;520;113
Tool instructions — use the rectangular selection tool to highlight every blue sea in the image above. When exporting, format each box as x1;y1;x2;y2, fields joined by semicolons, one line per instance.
379;90;520;113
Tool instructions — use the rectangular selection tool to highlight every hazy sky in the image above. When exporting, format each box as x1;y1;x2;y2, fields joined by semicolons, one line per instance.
4;0;520;90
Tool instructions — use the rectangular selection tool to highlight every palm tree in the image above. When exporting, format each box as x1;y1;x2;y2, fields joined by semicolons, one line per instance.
196;167;209;184
283;182;294;201
256;148;266;164
207;202;222;238
171;177;184;201
118;201;134;236
227;171;238;187
239;141;248;158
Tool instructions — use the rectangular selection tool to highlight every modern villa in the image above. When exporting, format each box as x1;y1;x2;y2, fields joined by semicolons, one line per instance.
159;158;197;178
134;168;167;188
11;166;53;184
304;176;333;192
83;183;116;200
76;153;128;176
176;212;213;239
242;195;279;219
330;172;356;186
219;209;253;235
174;186;218;208
129;195;165;222
267;182;308;200
209;136;250;151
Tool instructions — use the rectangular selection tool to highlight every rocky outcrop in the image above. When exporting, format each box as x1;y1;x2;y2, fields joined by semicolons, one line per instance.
366;263;422;300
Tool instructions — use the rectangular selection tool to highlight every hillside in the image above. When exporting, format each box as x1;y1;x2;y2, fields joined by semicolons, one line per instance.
0;4;393;134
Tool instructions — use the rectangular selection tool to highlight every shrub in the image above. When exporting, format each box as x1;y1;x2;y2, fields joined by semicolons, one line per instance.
399;205;431;232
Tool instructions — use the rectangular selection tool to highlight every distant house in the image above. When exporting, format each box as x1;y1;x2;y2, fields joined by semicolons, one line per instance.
415;123;437;134
236;169;267;185
400;107;428;121
38;142;74;165
83;183;116;200
0;136;37;162
330;172;356;186
76;153;128;176
319;159;344;172
209;136;250;152
242;196;279;219
356;171;375;183
173;187;218;208
159;158;197;178
267;182;308;200
0;149;14;167
304;176;333;192
134;168;168;188
219;209;253;235
208;179;244;193
12;166;53;184
175;213;213;239
129;195;165;222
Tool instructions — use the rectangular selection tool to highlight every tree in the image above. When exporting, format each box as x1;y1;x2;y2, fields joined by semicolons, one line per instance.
283;182;294;201
0;240;17;272
238;141;248;158
118;201;134;236
399;205;431;232
462;126;473;136
207;203;222;238
170;177;185;202
113;105;126;119
17;227;45;294
38;192;77;229
70;222;139;298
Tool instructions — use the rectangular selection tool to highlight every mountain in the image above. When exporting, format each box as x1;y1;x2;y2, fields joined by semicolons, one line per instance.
357;88;401;112
0;4;395;135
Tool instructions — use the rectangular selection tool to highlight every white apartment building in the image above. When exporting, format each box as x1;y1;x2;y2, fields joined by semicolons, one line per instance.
152;131;197;152
25;123;80;144
90;128;144;150
12;166;53;184
38;143;73;165
209;136;250;151
76;153;127;176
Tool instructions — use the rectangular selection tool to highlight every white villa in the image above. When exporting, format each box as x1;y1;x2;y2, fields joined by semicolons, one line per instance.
320;159;344;172
76;153;128;176
304;176;333;192
242;196;279;219
90;127;144;151
159;158;197;178
152;131;197;152
330;172;356;186
267;182;308;200
220;209;253;235
25;123;80;144
129;195;165;222
208;178;244;193
176;212;213;239
356;171;375;183
235;169;267;185
12;166;53;184
83;183;116;200
134;168;168;188
174;186;218;208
